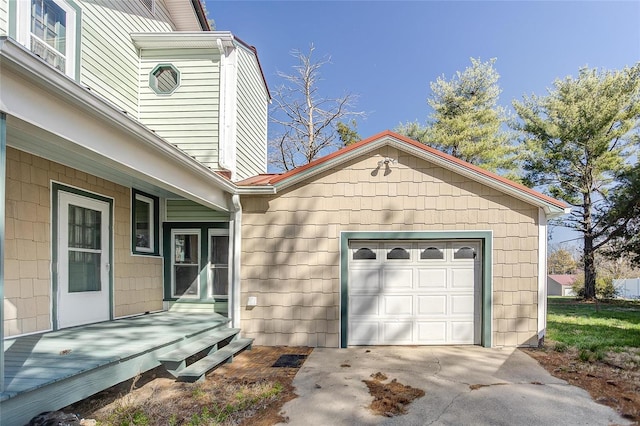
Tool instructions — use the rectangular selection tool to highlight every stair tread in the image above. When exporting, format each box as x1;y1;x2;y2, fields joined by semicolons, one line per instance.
159;328;240;362
178;338;253;380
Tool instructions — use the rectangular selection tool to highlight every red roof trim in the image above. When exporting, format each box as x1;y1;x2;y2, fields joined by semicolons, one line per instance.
233;36;271;100
240;130;566;210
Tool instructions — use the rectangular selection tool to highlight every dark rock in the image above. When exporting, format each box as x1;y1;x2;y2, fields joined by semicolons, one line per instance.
26;411;81;426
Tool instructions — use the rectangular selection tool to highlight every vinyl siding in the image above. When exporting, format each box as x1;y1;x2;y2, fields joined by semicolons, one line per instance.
77;0;176;117
240;146;541;348
235;47;268;180
0;0;8;35
138;51;221;169
166;199;230;221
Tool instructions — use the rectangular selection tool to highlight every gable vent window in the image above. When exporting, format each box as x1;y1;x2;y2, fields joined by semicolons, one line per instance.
140;0;154;13
150;64;180;95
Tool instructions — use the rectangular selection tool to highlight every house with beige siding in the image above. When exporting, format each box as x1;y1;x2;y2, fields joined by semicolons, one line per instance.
237;132;567;348
1;0;566;422
0;0;269;422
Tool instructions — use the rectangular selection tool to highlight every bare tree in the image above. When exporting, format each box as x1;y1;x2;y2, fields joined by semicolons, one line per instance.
269;45;363;171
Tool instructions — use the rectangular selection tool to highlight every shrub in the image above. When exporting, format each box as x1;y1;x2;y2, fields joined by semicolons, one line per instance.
571;275;619;299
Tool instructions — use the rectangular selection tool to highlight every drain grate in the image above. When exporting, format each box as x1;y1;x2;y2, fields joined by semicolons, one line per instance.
272;354;308;368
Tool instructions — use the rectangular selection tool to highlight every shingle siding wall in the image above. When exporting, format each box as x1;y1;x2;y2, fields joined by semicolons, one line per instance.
3;148;163;337
241;146;540;348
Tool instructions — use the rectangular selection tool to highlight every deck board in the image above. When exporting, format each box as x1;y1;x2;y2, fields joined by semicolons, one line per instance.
1;311;230;425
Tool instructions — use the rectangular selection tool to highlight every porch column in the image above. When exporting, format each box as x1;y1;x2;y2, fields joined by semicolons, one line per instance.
0;112;6;391
230;194;242;329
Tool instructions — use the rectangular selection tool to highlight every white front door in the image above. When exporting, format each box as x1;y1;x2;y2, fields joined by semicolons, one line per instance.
57;191;111;328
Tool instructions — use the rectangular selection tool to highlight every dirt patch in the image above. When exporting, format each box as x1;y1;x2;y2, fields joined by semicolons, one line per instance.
362;372;425;417
63;346;312;425
523;345;640;424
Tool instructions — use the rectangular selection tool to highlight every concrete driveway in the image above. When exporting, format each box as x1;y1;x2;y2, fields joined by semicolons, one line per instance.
277;346;631;425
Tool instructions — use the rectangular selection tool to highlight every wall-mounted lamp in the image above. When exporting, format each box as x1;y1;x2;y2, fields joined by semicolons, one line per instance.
377;157;396;167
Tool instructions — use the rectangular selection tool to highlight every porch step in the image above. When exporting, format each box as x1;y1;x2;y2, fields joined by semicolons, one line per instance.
159;327;240;374
177;338;254;383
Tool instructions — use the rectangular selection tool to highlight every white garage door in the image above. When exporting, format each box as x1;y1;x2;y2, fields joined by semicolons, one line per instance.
348;240;481;345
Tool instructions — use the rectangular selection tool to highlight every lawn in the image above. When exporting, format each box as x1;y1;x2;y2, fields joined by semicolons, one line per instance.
546;296;640;353
526;297;640;422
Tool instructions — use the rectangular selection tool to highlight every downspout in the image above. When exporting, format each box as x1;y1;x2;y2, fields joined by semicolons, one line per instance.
537;208;548;346
230;194;242;329
217;38;227;173
0;112;6;392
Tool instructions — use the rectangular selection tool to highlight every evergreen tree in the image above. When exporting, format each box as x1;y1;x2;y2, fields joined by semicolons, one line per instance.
514;65;640;299
398;58;518;176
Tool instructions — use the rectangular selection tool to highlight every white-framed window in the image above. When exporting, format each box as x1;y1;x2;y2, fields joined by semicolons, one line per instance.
131;189;159;255
134;193;153;253
208;229;229;299
171;229;200;298
16;0;77;78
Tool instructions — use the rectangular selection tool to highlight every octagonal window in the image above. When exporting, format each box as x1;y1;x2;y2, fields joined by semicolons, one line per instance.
150;64;180;95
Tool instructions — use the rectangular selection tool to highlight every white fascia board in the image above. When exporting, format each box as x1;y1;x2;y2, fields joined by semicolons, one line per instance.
0;37;236;210
235;186;277;195
131;31;235;50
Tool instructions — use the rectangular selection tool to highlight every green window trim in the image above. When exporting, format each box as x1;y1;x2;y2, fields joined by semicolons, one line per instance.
131;189;160;256
149;63;180;95
162;222;229;302
339;231;493;348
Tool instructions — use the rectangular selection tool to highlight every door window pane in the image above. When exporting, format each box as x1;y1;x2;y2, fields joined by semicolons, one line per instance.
209;234;229;297
174;234;198;264
68;251;101;292
210;235;229;264
173;232;199;297
174;265;199;296
211;267;229;296
68;205;101;249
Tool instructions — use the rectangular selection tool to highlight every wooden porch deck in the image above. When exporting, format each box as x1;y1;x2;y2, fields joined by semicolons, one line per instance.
1;311;231;425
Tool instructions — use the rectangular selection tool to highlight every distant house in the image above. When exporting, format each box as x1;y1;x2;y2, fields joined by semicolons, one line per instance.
548;275;577;296
613;278;640;299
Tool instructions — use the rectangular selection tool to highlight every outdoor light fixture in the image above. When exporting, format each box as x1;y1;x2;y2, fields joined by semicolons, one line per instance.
377;157;396;167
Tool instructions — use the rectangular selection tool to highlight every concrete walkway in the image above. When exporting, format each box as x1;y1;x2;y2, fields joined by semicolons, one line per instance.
277;346;631;426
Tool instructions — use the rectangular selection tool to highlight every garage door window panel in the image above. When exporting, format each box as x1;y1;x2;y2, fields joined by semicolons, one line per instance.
420;246;445;260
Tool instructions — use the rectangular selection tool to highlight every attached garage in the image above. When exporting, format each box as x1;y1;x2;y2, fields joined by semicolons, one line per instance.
238;131;567;349
347;239;482;346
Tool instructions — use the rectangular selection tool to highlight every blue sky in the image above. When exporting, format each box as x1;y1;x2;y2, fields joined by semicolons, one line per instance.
206;0;640;245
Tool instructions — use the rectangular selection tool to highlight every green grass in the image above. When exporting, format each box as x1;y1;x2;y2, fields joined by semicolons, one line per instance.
546;297;640;352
